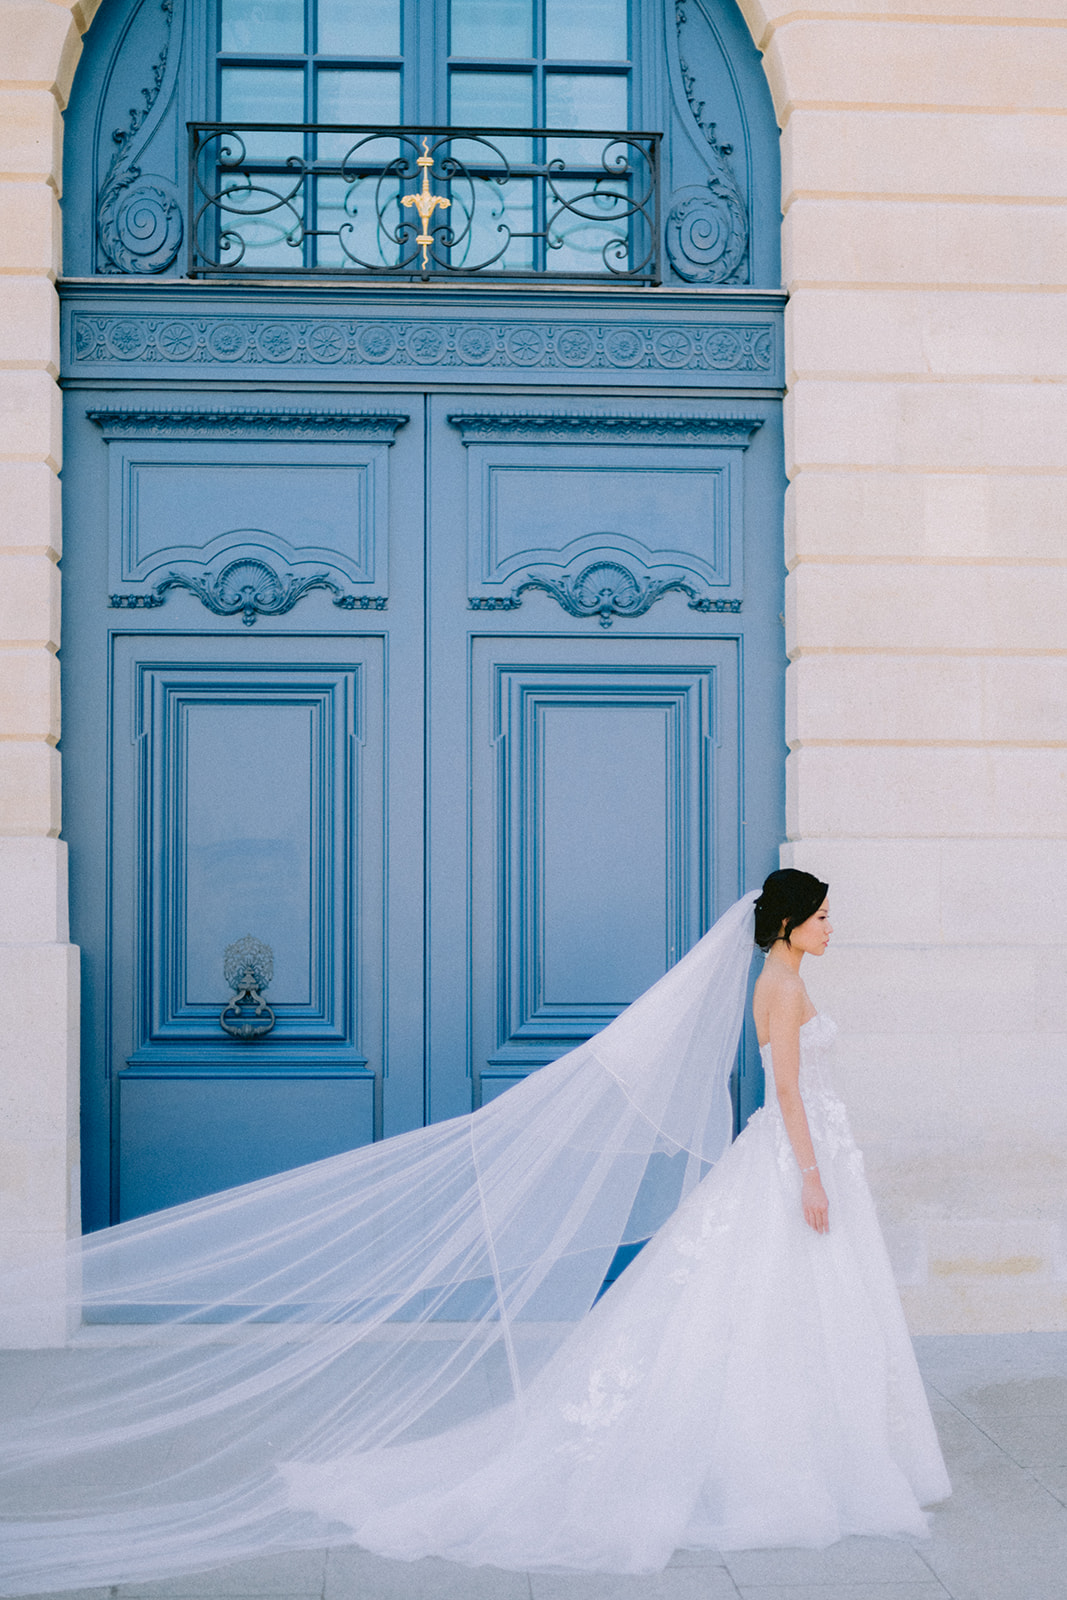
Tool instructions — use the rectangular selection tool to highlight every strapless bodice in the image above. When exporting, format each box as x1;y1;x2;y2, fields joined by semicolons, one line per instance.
759;1012;838;1107
756;1014;860;1169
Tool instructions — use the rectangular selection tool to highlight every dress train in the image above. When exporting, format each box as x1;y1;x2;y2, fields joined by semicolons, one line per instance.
284;1016;951;1570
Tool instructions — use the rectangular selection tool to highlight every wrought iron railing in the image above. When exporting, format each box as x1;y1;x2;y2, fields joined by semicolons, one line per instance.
188;123;660;283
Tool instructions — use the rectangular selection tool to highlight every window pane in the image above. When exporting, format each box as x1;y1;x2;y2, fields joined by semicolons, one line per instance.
450;70;532;126
318;0;400;56
450;71;532;162
317;67;400;122
546;72;627;129
317;69;401;159
546;0;627;60
546;72;627;162
450;0;531;59
221;67;304;161
220;0;304;54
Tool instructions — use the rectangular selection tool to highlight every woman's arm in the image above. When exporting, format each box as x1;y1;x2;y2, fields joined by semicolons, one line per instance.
767;989;829;1235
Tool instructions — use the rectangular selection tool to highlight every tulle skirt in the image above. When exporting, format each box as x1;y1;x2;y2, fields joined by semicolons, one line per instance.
284;1099;951;1571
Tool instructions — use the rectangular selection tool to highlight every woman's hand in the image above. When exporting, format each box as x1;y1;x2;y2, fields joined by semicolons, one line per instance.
801;1172;829;1234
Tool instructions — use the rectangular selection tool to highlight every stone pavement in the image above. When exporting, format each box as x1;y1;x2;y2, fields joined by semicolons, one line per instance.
9;1334;1067;1600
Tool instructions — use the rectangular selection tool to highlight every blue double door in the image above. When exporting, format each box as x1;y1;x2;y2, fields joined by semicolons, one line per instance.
65;390;784;1227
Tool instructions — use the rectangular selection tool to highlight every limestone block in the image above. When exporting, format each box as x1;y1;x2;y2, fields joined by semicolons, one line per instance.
926;1218;1060;1284
901;1279;1067;1335
787;289;1067;381
0;90;63;186
737;0;1067;52
0;1232;76;1346
0;275;59;373
0;645;59;738
816;943;1041;1040
787;562;1067;654
940;839;1067;947
0;181;61;277
0;369;61;469
0;1138;70;1233
0;4;84;109
787;745;1067;838
788;655;1067;746
1035;947;1067;1031
0;554;60;645
785;379;1067;473
0;460;60;554
780;837;944;945
786;471;1067;564
765;21;1067;119
782;109;1067;204
0;942;79;1142
0;740;60;834
822;1021;960;1136
50;0;105;35
0;837;68;941
782;198;1067;290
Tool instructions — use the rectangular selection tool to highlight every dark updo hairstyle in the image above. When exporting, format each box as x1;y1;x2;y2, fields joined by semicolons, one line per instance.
753;868;829;953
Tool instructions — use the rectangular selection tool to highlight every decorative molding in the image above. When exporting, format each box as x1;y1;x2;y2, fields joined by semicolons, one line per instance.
97;0;185;274
666;182;748;285
448;410;763;445
110;558;388;625
670;0;750;284
471;560;742;628
87;407;409;440
71;315;777;376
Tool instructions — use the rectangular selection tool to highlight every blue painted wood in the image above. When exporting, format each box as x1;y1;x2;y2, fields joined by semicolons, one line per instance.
426;394;784;1123
118;1074;376;1218
60;0;785;1225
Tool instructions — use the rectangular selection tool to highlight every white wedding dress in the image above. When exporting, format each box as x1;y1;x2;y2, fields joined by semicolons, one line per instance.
283;1014;951;1570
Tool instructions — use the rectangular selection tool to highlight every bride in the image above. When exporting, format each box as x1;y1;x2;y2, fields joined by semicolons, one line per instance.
0;870;949;1593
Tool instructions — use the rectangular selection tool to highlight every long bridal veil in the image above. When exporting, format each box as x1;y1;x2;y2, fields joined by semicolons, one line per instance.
0;892;758;1596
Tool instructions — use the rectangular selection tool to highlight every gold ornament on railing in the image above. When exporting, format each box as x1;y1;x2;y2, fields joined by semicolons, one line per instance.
400;137;451;269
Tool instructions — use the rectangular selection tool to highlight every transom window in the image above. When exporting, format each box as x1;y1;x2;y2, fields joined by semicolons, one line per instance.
217;0;631;131
198;0;652;280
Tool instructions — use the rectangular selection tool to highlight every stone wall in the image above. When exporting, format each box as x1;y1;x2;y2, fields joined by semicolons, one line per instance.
739;0;1067;1328
0;0;87;1340
0;0;1063;1337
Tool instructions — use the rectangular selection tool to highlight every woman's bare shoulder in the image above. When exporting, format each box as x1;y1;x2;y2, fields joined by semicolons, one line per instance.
752;966;809;1042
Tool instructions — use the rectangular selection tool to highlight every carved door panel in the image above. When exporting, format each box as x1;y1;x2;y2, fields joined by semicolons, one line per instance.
64;394;426;1226
66;388;783;1226
425;395;785;1119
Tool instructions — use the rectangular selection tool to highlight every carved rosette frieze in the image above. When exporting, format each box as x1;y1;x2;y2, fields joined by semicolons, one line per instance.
109;557;388;627
71;315;777;377
97;0;185;274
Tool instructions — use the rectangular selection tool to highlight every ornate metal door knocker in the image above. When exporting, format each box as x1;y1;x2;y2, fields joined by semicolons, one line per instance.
220;935;276;1040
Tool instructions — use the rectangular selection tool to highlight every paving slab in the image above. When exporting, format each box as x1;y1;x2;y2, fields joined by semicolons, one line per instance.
4;1334;1067;1600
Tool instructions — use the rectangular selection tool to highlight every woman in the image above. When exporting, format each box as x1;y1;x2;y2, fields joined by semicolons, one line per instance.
283;869;950;1565
0;872;949;1593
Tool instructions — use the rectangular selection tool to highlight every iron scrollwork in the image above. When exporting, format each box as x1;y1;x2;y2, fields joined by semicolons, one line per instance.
189;123;660;283
109;557;388;625
220;935;276;1041
471;561;742;628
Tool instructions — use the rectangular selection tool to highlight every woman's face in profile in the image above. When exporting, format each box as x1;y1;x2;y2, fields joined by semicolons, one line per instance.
788;899;832;957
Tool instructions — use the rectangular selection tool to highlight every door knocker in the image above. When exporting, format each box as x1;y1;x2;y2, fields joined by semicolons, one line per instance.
220;935;276;1040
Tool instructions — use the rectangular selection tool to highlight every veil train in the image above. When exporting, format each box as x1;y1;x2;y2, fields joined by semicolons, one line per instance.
0;892;759;1595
